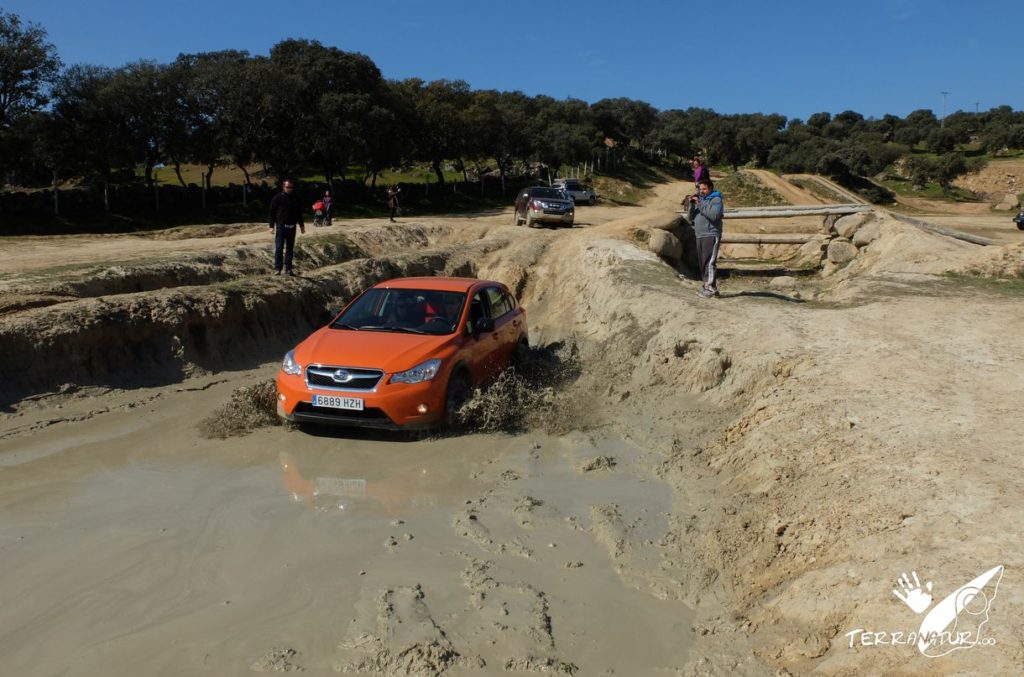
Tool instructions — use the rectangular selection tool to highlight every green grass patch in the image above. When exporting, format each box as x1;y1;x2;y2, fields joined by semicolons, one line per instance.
788;177;847;204
717;170;787;207
943;271;1024;296
877;174;981;202
584;157;687;206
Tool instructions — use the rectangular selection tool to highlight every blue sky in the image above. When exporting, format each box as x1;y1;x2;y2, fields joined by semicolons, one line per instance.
4;0;1021;121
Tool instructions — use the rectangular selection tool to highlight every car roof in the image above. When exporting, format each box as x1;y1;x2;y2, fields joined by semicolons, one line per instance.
374;277;500;293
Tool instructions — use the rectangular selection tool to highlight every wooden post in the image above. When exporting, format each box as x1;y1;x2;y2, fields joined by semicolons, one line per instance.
52;169;60;216
721;233;820;245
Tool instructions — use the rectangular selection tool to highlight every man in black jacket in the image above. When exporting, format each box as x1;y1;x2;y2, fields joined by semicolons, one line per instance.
268;179;306;275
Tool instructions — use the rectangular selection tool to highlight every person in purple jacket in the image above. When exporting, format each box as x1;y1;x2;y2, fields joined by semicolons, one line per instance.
692;157;709;190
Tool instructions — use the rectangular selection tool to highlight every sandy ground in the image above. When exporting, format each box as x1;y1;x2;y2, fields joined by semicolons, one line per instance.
2;177;1023;676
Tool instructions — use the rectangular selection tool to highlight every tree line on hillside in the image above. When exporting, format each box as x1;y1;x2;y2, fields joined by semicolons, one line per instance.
2;10;1024;216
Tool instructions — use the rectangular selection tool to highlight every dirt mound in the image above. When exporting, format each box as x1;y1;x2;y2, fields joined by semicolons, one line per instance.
793;212;984;303
487;220;1024;674
954;157;1024;199
957;242;1024;279
0;233;367;312
198;379;279;439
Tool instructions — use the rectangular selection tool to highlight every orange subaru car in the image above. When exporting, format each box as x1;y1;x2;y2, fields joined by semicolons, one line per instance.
276;277;528;430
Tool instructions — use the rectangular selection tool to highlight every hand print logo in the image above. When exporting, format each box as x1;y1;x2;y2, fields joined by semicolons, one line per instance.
893;566;1003;657
893;571;933;614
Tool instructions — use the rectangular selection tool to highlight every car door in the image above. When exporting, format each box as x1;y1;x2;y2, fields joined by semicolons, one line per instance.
463;289;502;384
484;286;520;368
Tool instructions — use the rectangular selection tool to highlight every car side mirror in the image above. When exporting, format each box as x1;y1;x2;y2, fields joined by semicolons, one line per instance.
474;317;495;334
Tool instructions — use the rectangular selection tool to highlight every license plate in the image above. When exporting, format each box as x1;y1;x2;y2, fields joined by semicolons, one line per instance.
312;394;364;411
315;477;367;495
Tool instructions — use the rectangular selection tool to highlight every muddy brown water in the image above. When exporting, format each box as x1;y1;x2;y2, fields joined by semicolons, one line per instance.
0;368;694;675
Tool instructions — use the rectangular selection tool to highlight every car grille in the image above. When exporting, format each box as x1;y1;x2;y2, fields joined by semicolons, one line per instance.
306;365;383;391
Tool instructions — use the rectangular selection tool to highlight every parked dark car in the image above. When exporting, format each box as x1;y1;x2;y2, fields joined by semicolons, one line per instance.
1014;212;1024;230
552;178;598;205
513;186;575;227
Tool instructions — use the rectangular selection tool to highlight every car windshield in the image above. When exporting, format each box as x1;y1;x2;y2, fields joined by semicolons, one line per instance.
531;188;565;200
331;288;466;335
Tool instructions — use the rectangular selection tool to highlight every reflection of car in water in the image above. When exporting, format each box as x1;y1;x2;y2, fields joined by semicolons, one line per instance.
276;277;528;431
1014;212;1024;230
279;452;441;515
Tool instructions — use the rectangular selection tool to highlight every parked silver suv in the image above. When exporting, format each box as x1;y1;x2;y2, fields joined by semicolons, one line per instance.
552;178;598;206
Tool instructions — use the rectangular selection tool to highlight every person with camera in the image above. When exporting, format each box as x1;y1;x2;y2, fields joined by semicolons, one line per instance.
386;185;401;222
689;178;724;298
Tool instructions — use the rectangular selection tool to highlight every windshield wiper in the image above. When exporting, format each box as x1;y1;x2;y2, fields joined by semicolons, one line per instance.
336;324;428;334
331;322;359;330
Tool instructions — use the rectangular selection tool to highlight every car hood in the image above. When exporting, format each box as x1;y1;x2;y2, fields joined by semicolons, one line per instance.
532;197;573;207
295;327;454;372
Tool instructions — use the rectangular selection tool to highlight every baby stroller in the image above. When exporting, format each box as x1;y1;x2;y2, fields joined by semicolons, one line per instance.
312;200;326;227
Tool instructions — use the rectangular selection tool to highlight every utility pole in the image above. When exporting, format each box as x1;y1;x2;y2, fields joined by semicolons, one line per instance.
940;91;950;128
974;101;980;114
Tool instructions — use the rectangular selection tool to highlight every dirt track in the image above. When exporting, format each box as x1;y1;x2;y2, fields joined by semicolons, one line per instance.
2;179;1023;675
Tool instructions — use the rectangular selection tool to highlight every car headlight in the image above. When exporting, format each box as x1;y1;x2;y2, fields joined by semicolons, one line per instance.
391;358;442;384
281;350;302;376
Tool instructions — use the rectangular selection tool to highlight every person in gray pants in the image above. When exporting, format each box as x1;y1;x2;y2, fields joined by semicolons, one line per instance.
688;178;724;298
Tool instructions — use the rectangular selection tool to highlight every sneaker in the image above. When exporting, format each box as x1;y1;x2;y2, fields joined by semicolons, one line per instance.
274;269;283;275
285;270;295;277
697;287;716;298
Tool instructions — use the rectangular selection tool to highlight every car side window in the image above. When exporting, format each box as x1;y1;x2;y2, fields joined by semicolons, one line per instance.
484;287;512;318
469;292;488;327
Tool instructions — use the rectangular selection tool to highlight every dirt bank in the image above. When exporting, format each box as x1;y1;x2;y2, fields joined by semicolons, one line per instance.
1;184;1022;675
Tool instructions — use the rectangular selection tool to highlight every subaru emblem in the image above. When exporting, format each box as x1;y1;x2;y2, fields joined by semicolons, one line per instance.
332;369;352;383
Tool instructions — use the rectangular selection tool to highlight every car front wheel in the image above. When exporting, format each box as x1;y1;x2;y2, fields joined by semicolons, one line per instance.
444;369;471;427
511;338;529;374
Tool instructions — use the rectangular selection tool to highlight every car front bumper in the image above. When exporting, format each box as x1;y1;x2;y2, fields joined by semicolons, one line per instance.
527;207;574;224
276;371;447;430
